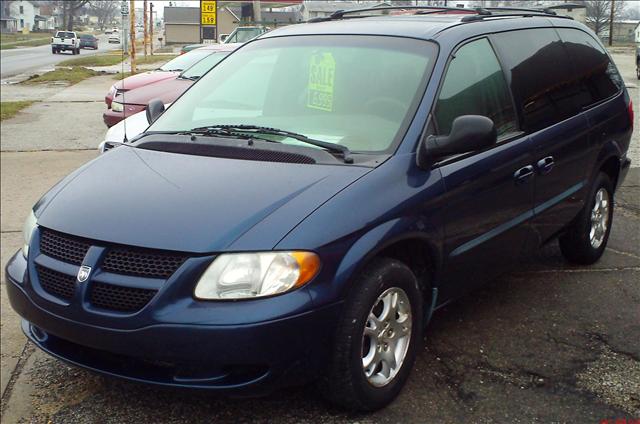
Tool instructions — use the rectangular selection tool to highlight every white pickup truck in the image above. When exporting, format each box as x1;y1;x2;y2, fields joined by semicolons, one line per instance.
51;31;80;55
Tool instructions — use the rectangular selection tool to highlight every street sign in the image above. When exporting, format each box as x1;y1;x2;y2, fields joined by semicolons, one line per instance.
121;2;129;16
201;0;217;26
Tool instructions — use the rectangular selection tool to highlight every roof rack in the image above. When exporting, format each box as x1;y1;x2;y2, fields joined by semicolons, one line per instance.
307;4;579;24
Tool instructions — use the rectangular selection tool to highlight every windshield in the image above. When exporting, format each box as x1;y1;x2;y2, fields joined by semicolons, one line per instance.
225;28;263;44
181;52;229;79
159;49;212;72
149;36;435;154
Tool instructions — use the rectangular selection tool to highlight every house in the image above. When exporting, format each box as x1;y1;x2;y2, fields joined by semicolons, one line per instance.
612;20;640;43
7;0;39;32
260;10;303;27
1;3;17;33
635;21;639;43
164;6;200;43
298;1;391;21
596;20;640;43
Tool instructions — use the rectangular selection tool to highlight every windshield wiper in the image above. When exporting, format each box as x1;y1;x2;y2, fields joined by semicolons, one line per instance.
189;125;353;163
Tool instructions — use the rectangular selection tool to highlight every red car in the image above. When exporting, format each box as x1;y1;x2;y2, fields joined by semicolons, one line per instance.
104;44;237;109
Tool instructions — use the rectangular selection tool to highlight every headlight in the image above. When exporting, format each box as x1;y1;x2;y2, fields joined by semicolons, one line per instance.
22;210;37;258
194;252;320;300
111;101;124;112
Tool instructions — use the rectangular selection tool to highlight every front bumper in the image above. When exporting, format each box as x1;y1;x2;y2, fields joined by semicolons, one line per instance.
6;250;341;393
103;104;145;127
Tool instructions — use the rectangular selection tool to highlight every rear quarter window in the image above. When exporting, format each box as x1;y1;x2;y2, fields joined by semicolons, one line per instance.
556;28;623;107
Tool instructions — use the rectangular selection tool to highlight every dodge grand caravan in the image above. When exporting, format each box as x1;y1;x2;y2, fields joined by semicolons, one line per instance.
6;6;633;412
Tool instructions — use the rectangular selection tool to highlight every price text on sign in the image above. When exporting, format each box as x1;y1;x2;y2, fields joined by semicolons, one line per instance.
201;0;217;25
307;53;336;112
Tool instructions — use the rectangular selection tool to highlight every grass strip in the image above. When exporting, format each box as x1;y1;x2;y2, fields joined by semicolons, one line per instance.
0;101;37;121
23;67;102;85
58;54;126;67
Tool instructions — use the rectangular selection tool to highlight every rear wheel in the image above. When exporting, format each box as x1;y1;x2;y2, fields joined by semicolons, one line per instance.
51;48;56;54
319;258;423;412
559;172;614;264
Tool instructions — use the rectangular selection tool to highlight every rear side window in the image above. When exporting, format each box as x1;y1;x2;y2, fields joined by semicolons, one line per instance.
434;38;516;138
556;28;622;107
492;29;584;133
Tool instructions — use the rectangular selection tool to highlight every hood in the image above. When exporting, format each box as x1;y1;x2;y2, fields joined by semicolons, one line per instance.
35;146;369;253
115;70;179;91
115;78;192;106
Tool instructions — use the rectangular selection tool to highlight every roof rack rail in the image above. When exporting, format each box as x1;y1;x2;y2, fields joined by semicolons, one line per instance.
306;4;580;24
307;5;478;23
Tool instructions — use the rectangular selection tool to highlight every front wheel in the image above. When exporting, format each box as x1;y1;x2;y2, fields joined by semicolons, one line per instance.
559;172;614;264
319;258;423;412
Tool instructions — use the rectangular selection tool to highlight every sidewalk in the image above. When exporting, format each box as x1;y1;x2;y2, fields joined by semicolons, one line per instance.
1;74;113;151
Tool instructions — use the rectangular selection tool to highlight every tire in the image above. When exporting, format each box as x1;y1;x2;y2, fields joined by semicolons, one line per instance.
319;258;423;412
559;172;614;264
51;48;56;54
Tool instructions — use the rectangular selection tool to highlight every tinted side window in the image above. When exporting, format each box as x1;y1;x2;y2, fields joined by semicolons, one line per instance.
557;28;622;107
434;38;516;138
492;29;582;133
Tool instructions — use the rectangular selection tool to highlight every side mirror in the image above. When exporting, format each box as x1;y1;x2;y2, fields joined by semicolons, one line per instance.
146;99;165;124
99;140;123;154
220;34;229;42
417;115;496;169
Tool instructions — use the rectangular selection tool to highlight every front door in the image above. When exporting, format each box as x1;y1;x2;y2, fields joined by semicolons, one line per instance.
430;37;535;301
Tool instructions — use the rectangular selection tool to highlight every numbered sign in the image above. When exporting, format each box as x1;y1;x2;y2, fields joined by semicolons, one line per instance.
201;0;217;26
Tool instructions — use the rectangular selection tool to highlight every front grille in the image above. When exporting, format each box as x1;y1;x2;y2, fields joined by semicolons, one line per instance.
102;247;187;279
40;228;90;265
90;282;157;313
37;265;76;300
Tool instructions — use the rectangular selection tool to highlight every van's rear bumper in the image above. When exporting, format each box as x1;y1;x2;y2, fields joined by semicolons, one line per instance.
6;252;341;394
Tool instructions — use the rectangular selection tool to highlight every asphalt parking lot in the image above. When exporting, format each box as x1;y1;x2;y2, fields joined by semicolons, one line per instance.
0;48;639;423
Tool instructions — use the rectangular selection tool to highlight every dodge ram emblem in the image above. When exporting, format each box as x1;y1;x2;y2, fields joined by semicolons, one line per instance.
77;266;91;282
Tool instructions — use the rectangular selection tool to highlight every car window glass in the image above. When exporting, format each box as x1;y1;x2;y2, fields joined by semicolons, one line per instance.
492;29;584;133
159;49;212;72
434;38;516;138
181;52;229;79
556;28;622;107
150;36;436;154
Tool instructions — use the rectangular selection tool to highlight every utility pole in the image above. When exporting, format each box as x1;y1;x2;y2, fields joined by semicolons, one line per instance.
130;0;136;74
149;2;154;55
608;0;615;46
143;0;148;57
254;0;262;23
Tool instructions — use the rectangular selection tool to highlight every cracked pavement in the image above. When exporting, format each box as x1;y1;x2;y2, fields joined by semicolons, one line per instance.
1;48;639;423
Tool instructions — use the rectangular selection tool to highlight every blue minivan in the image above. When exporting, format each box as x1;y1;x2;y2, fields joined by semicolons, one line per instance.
6;6;633;411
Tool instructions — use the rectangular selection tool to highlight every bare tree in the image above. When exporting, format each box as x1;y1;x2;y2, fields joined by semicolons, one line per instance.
90;0;118;30
52;0;90;31
585;0;627;37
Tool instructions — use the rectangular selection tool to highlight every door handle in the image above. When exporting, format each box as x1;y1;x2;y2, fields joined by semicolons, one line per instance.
536;156;555;175
514;165;534;184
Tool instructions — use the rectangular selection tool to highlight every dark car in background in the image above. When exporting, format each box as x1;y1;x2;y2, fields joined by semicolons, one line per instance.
79;34;98;49
104;43;239;127
6;5;633;413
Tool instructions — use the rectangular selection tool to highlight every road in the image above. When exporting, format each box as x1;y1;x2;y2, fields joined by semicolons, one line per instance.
0;34;119;80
